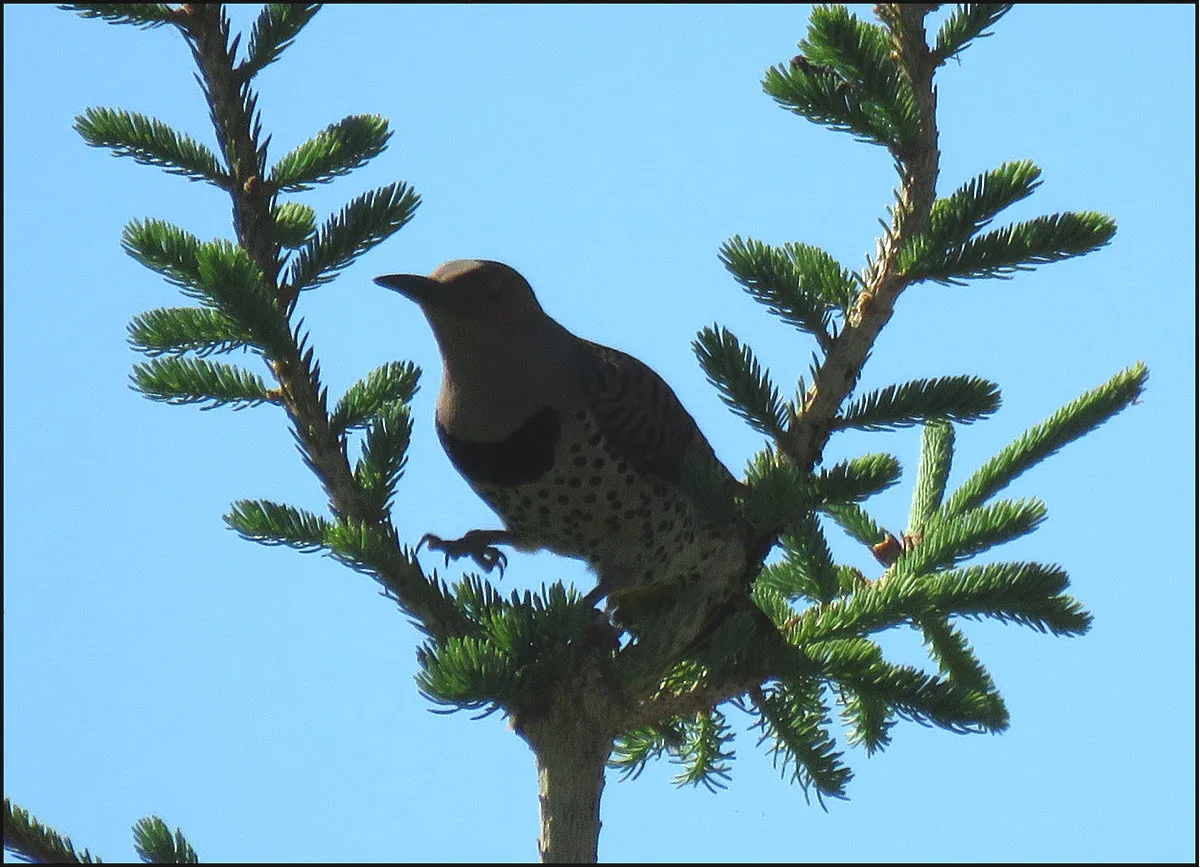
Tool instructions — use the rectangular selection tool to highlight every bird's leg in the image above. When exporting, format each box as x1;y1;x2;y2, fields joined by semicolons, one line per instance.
417;529;512;575
579;583;609;609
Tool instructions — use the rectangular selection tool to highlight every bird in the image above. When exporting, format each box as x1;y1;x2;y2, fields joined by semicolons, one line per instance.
374;260;759;614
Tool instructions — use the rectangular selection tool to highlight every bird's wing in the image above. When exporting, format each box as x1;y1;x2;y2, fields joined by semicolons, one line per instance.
581;341;737;494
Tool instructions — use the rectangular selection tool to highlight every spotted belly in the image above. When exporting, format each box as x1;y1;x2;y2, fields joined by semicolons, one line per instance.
454;407;745;593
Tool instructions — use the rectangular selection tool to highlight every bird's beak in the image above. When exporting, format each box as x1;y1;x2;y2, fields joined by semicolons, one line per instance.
374;273;446;307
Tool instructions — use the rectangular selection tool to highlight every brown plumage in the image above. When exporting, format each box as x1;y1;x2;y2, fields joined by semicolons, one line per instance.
375;260;754;605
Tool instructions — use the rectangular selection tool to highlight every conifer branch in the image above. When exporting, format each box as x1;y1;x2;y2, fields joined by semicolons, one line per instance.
610;723;677;781
774;511;840;602
919;563;1092;635
285;182;420;293
754;559;815;604
128;307;254;357
762;59;892;149
63;3;182;29
753;681;851;802
800;5;918;148
355;403;413;517
922;159;1043;249
821;502;888;549
323;518;469;636
331;361;422;433
719;236;854;349
763;2;926;154
898;497;1047;576
671;711;735;791
942;363;1148;516
242;4;321;80
786;575;924;643
916;616;997;693
694;326;789;439
122;219;204;290
178;4;282;292
742;449;816;533
614;4;1134;823
416;635;520;714
906;210;1117;285
933;4;1014;65
132;816;199;865
3;799;99;864
750;585;796;630
191;241;295;358
836;376;1001;431
131;356;275;409
784;3;942;472
807;638;1008;732
226;499;330;552
71;5;467;639
838;687;895;754
910;420;955;528
630;625;1004;748
273;201;317;248
270;115;392;191
414;581;596;715
165;8;459;633
813;453;902;504
75;107;229;186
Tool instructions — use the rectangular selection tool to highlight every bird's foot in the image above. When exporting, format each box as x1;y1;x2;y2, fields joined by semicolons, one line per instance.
417;529;512;575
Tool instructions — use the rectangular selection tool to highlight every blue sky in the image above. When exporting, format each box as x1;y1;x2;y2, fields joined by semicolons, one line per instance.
4;4;1195;863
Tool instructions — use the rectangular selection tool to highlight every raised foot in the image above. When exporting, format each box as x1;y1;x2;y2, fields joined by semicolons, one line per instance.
418;529;512;575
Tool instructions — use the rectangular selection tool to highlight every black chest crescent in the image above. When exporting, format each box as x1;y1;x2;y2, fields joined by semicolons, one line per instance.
436;406;561;487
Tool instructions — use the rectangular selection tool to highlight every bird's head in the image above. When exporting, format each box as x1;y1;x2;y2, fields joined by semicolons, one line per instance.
375;260;545;345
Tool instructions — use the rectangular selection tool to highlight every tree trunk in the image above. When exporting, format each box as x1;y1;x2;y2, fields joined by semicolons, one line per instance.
516;680;614;863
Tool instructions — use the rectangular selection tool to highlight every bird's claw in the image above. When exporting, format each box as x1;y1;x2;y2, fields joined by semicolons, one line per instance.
417;531;509;576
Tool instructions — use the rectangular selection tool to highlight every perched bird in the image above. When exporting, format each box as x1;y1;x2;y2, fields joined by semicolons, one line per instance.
375;260;757;610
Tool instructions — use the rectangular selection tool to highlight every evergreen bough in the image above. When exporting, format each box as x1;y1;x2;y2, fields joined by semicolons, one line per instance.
6;4;1146;863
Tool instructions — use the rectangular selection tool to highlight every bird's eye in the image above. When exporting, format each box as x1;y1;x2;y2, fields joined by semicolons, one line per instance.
485;278;504;299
